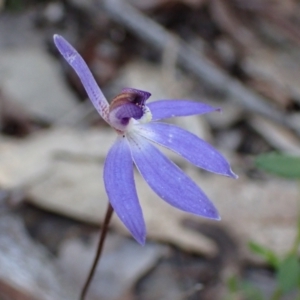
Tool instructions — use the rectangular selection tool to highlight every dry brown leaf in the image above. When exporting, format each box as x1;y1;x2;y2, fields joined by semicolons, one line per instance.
243;38;300;102
128;0;207;10
0;214;77;300
209;0;255;49
0;127;298;259
58;234;167;300
249;115;300;154
0;48;76;123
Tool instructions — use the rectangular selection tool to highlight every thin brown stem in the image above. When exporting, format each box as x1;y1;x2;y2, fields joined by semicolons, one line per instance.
80;203;114;300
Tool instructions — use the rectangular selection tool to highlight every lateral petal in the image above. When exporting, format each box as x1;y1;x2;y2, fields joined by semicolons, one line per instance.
147;100;219;121
104;137;146;244
53;34;109;121
127;133;220;220
135;122;237;178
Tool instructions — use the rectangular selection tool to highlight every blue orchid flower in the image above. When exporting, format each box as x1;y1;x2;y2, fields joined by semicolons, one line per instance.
54;35;237;245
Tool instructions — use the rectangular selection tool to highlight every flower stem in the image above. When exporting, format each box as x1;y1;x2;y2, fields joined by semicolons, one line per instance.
80;203;114;300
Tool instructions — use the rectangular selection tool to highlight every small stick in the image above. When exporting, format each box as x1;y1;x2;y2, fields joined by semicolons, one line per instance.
102;0;300;135
80;203;114;300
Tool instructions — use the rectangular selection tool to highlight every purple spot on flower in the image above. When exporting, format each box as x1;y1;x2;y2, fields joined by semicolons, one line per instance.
121;88;151;106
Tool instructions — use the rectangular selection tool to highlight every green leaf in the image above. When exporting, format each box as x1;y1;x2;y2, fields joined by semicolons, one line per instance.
255;153;300;178
5;0;24;11
277;255;300;293
227;275;239;293
241;282;265;300
248;241;280;268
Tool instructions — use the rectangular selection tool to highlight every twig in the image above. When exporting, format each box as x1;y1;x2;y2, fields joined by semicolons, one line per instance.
101;0;300;135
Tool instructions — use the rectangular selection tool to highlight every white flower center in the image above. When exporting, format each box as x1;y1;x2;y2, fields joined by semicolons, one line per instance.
125;105;152;133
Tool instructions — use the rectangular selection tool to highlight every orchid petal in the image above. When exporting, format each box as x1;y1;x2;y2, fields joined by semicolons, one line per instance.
147;100;219;121
127;133;220;220
53;34;109;121
135;122;237;178
104;137;146;244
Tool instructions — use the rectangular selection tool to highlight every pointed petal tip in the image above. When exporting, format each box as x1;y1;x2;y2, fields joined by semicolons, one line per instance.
53;34;68;53
189;201;220;221
139;238;146;246
134;233;146;246
204;207;220;221
53;34;63;45
229;169;238;179
220;167;238;179
215;167;238;180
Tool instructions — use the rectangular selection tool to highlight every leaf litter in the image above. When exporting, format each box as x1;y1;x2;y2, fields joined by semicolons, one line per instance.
2;0;300;299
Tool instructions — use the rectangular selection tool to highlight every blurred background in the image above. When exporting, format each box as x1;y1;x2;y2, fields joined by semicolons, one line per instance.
1;0;300;299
